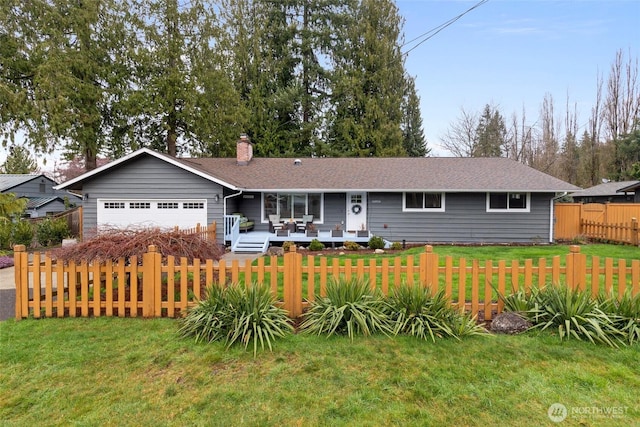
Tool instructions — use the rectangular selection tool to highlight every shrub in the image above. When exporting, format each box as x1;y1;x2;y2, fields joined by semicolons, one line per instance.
282;241;295;252
179;282;293;356
51;228;225;263
177;284;229;343
343;240;360;251
390;241;403;250
368;235;385;250
36;217;69;247
308;239;324;251
0;219;11;250
12;220;34;247
0;255;14;269
386;284;487;341
528;285;624;347
598;291;640;345
300;277;392;339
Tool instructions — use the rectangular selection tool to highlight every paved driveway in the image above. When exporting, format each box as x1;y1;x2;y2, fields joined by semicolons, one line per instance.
0;266;15;321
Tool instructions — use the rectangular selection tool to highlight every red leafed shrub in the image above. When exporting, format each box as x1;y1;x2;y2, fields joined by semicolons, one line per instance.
50;228;225;264
0;256;14;269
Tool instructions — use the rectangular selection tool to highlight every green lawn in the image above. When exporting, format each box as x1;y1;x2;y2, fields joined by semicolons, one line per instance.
1;318;638;426
278;243;640;267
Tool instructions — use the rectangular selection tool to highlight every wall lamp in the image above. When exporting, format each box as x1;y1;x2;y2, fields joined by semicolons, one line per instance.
213;194;220;203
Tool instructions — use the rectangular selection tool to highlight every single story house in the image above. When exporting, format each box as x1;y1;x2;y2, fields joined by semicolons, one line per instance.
567;180;638;204
1;174;80;218
54;136;580;252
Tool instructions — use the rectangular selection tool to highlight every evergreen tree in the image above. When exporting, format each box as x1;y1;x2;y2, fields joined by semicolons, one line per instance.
473;104;506;157
402;76;428;157
327;0;406;157
121;0;245;158
0;0;134;170
1;145;38;174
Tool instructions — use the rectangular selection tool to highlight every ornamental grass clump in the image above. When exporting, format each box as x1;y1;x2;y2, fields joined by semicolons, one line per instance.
300;277;392;340
179;282;293;356
598;290;640;345
526;285;624;347
387;283;487;341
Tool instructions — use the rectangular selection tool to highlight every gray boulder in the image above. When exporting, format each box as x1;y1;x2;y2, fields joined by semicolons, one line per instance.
491;312;531;334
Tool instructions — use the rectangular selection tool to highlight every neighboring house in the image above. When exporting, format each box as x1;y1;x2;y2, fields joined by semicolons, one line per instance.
567;180;638;204
0;174;81;218
55;137;579;251
617;181;640;203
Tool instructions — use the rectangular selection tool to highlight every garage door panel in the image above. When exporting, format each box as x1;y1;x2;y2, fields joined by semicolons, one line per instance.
97;199;207;230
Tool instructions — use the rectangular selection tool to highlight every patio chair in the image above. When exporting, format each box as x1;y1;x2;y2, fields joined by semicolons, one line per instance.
269;214;283;232
296;214;314;232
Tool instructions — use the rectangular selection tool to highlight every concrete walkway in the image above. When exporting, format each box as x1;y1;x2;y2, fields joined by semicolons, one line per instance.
0;251;262;321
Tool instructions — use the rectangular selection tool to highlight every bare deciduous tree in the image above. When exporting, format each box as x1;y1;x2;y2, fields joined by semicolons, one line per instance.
439;107;478;157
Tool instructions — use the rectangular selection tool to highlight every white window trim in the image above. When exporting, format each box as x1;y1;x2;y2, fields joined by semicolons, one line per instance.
260;193;325;223
486;192;531;213
402;192;446;212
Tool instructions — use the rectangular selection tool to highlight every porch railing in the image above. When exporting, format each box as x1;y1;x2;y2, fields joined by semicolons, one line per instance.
224;214;240;246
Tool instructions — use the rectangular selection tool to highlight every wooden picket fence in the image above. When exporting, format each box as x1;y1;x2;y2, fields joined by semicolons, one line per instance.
13;245;640;321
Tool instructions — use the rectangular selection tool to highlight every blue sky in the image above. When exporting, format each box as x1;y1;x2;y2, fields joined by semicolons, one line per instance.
396;0;640;155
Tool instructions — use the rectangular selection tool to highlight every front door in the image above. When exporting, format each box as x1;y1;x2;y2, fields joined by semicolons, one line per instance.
346;192;367;232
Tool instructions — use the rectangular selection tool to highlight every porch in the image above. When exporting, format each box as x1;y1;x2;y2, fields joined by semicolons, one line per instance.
224;214;373;253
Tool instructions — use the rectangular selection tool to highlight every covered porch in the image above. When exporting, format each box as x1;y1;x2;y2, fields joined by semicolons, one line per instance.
224;215;372;252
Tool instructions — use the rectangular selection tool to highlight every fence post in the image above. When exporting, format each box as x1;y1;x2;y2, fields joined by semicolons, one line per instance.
142;245;158;317
424;245;438;293
632;218;638;246
283;245;303;318
13;245;27;319
566;245;586;290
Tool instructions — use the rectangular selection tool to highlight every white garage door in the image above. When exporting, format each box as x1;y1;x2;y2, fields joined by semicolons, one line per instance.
97;199;207;230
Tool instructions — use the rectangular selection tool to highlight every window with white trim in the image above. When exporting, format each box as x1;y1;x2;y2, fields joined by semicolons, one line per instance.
486;192;530;212
263;193;322;222
403;192;445;212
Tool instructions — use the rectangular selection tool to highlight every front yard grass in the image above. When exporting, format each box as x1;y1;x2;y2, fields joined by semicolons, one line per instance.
1;317;638;426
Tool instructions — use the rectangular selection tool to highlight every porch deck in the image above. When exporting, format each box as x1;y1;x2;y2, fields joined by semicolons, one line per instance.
232;230;372;252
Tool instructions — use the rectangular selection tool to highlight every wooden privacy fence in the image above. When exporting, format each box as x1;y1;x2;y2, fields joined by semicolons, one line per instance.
555;203;640;245
14;245;640;321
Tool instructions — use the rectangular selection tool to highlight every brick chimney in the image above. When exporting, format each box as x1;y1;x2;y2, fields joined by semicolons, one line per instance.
236;133;253;166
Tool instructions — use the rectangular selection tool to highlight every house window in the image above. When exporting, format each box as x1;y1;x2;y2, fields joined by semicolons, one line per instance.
39;182;46;193
403;192;445;212
263;193;322;222
487;192;530;212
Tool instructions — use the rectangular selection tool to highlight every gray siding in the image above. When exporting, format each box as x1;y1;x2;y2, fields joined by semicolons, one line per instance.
6;176;76;200
367;192;554;244
81;156;224;239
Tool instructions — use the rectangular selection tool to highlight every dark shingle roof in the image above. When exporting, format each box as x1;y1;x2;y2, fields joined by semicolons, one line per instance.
55;148;580;193
179;156;579;192
567;180;637;198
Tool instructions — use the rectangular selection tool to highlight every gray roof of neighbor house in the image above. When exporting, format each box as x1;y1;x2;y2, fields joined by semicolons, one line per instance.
26;197;64;209
0;174;50;192
618;181;640;193
567;180;638;198
55;148;581;193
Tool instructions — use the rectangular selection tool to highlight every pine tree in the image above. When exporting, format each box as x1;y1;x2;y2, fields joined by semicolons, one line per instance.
1;145;38;174
473;104;506;157
327;0;406;157
402;76;428;157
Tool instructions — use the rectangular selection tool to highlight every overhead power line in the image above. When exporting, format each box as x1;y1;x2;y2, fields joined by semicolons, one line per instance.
402;0;489;57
